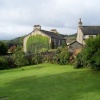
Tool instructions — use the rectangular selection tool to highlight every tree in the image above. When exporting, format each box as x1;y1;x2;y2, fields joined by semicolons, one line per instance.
78;35;100;70
0;41;7;55
9;45;16;53
0;56;9;70
12;46;28;67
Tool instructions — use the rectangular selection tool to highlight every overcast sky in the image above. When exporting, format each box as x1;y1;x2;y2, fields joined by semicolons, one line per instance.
0;0;100;40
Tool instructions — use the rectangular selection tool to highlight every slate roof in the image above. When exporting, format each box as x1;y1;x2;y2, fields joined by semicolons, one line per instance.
81;26;100;35
67;40;83;46
67;40;83;53
41;30;64;39
24;29;65;40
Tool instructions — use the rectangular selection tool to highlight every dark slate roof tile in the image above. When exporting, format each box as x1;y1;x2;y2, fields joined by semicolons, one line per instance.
81;26;100;35
41;30;64;39
67;40;83;46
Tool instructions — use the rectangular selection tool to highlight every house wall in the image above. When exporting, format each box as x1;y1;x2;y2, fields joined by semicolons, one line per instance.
76;27;84;45
23;25;66;53
76;26;97;45
23;34;31;53
51;38;66;49
23;30;51;53
68;42;83;53
83;35;96;39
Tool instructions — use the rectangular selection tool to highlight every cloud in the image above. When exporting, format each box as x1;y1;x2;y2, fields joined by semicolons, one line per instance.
0;0;100;40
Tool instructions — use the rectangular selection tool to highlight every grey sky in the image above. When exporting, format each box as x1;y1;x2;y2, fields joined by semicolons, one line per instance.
0;0;100;40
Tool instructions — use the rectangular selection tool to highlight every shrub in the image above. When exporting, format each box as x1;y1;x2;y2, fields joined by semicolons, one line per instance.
53;46;70;65
12;51;29;67
42;52;55;63
59;47;69;64
83;35;100;70
31;53;43;64
0;56;9;70
25;53;33;65
8;45;16;53
0;41;8;55
74;53;84;69
5;56;16;68
74;35;100;70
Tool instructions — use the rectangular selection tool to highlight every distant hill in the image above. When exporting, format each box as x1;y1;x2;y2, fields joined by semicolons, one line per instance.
1;36;24;48
8;36;24;48
1;33;77;48
65;33;77;43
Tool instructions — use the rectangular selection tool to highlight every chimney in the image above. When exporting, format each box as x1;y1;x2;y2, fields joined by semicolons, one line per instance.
50;29;57;33
33;25;41;30
78;18;82;27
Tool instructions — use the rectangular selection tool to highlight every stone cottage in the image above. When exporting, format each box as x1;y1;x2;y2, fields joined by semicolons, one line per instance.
68;18;100;53
76;18;100;45
23;25;66;53
67;41;83;53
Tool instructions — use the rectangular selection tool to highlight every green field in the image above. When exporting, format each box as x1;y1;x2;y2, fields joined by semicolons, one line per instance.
0;63;100;100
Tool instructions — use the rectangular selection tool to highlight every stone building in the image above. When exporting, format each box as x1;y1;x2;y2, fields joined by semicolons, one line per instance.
68;18;100;53
76;18;100;45
23;25;66;53
67;41;83;53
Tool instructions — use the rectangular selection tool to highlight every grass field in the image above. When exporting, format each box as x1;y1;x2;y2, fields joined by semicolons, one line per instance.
0;63;100;100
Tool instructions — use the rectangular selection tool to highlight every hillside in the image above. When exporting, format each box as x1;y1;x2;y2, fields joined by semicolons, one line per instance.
1;33;77;48
66;33;77;43
1;36;24;48
8;36;24;45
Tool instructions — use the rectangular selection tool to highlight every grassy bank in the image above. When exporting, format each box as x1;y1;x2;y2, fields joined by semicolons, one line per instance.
0;63;100;100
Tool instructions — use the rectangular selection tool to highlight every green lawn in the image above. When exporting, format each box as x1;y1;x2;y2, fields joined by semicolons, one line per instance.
0;63;100;100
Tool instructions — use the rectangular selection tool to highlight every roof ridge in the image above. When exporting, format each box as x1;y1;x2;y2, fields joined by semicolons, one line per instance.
82;26;100;27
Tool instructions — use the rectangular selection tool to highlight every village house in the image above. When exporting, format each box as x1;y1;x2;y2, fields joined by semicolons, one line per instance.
67;40;83;53
68;18;100;53
76;18;100;45
23;25;66;53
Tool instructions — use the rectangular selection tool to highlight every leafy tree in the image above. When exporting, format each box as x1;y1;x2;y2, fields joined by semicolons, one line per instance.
77;35;100;70
12;51;29;67
9;45;16;53
0;56;9;70
0;41;7;55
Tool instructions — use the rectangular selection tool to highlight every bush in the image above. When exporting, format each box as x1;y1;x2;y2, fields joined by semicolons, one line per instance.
25;54;33;65
0;41;8;55
74;53;84;69
0;56;9;70
53;46;70;65
43;52;55;63
5;56;16;68
83;35;100;70
31;53;43;64
12;51;29;67
74;35;100;70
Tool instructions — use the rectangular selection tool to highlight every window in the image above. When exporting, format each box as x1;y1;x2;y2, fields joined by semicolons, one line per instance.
54;39;56;45
58;40;60;45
